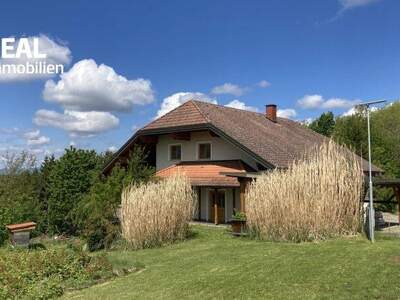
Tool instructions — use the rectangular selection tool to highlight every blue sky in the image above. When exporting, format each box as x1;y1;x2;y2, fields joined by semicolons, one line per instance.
0;0;399;162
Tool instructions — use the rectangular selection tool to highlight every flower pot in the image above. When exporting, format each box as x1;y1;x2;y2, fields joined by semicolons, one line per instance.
231;219;246;235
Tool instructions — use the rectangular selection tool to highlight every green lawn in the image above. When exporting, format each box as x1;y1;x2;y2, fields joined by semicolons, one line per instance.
66;226;400;299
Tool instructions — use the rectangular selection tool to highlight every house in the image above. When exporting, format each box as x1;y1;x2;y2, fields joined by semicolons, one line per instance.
103;100;381;224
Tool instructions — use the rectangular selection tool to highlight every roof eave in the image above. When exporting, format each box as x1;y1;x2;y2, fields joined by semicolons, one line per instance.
102;123;276;174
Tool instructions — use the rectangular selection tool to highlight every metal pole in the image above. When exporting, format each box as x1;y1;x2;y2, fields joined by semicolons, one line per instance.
356;99;385;242
366;107;374;242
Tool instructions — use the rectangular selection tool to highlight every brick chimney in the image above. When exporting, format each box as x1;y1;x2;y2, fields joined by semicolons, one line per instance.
265;104;277;122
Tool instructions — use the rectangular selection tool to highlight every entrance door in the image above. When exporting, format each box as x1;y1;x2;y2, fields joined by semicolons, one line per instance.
209;189;225;224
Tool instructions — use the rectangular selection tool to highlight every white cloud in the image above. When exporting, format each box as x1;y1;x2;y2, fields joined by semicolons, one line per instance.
258;80;271;88
297;95;324;109
0;127;20;135
43;59;155;112
0;128;50;147
156;92;216;118
0;34;71;82
34;109;119;137
322;98;360;109
297;94;361;110
277;108;297;119
300;118;314;125
211;83;246;97
27;136;50;146
339;0;380;10
23;129;50;146
108;146;118;152
342;107;357;116
225;100;258;112
23;129;40;140
342;105;379;116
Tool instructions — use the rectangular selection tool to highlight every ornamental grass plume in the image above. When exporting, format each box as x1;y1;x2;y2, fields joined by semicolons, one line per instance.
121;173;195;249
246;141;364;242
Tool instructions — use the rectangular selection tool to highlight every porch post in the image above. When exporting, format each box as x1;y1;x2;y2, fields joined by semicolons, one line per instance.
214;188;218;225
198;187;201;220
239;178;250;213
395;187;400;225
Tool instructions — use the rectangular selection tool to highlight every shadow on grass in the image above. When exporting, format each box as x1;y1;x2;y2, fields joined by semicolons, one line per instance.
186;229;200;240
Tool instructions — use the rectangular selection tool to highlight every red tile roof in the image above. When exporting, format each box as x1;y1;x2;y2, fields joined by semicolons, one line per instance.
141;100;381;172
156;160;254;187
143;100;208;130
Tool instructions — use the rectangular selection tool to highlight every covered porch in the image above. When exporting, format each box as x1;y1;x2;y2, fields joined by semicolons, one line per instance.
368;178;400;225
194;186;239;224
156;160;253;224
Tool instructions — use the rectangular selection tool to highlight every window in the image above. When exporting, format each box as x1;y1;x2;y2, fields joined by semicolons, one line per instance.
169;144;181;160
198;142;211;160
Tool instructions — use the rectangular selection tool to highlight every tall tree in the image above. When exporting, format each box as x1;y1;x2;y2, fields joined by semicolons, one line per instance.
75;146;155;250
308;112;336;137
47;147;100;235
123;146;155;186
0;152;42;245
333;107;368;159
38;155;56;232
369;103;400;178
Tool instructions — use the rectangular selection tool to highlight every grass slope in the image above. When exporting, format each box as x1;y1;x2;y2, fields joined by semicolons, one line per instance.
66;226;400;299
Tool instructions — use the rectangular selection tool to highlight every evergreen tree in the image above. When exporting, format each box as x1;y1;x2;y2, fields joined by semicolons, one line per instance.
47;147;100;235
308;111;336;137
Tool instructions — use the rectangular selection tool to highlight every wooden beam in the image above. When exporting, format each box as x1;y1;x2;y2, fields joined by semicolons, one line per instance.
139;135;158;144
214;200;218;225
209;130;219;137
395;187;400;224
198;187;201;220
239;179;250;213
172;132;191;141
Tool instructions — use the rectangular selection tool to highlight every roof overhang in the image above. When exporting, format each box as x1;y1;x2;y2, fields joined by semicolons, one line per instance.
156;160;254;187
220;171;262;179
102;124;275;174
370;178;400;188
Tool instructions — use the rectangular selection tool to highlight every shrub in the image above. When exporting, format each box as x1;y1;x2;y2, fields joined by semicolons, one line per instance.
75;146;155;251
47;147;100;235
246;141;363;242
121;174;194;249
232;211;246;221
0;247;113;299
0;152;45;246
74;165;125;251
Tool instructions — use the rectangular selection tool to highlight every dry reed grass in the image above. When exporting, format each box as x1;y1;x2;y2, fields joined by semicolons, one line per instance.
121;174;195;249
246;141;364;242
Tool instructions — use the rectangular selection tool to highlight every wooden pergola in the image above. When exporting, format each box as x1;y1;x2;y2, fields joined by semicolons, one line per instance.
367;178;400;224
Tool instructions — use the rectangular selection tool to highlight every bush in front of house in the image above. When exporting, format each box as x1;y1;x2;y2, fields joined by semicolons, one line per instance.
121;174;194;249
75;146;155;251
246;141;364;242
46;147;102;235
0;246;113;299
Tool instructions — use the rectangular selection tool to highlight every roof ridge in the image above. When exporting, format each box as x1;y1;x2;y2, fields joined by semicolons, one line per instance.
191;99;271;118
190;100;211;123
142;100;205;129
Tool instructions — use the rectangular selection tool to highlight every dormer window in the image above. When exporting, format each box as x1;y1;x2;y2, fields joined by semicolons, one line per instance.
198;142;211;160
169;144;181;160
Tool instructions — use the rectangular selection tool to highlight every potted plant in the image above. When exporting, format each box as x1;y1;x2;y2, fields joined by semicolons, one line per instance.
231;211;246;235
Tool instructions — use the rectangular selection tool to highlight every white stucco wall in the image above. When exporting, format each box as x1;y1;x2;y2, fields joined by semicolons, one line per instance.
156;131;258;171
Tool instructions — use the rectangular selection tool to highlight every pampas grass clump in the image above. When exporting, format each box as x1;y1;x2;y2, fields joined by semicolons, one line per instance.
121;174;194;249
246;141;364;242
